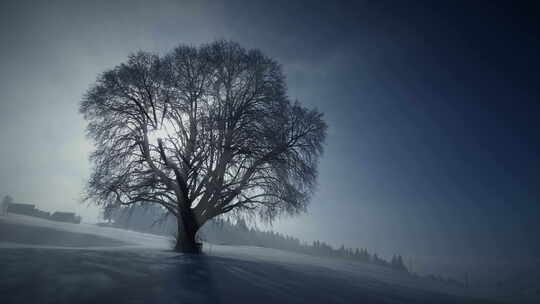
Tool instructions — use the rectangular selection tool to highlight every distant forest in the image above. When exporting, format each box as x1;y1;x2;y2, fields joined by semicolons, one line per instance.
106;205;408;273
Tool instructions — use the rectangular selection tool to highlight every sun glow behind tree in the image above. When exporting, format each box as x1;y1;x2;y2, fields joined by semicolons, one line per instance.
81;40;327;252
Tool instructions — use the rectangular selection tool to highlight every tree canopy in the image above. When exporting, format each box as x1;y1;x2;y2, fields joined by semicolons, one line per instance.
80;40;327;251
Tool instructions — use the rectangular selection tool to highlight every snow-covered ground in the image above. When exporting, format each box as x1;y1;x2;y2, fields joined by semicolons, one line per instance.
0;214;503;303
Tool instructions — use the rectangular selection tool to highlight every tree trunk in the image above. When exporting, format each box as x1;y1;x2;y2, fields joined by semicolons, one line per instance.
174;209;201;253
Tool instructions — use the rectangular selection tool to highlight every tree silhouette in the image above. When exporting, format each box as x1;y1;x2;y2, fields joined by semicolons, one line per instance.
80;40;327;252
2;195;14;215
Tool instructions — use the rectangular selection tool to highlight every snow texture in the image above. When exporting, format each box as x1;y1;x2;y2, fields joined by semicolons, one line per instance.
0;214;500;304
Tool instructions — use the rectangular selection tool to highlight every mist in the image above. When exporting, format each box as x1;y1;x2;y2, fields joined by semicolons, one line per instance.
1;1;539;303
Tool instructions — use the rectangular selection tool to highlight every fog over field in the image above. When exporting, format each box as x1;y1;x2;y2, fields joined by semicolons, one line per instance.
0;214;506;303
1;1;539;303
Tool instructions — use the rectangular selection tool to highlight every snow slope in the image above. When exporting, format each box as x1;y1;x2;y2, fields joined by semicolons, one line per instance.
0;214;501;304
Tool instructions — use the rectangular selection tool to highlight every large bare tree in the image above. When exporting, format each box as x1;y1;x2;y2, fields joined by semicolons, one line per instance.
80;41;327;252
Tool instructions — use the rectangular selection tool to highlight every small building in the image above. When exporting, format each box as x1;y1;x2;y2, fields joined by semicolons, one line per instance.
6;203;36;216
50;212;82;224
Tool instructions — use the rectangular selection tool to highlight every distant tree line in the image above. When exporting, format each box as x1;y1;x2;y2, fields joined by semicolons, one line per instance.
103;204;174;235
106;205;408;272
202;218;408;272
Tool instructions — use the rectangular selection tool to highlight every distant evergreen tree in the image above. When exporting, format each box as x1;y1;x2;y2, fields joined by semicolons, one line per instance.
2;195;14;205
390;254;408;272
396;255;407;272
1;195;14;215
102;204;116;223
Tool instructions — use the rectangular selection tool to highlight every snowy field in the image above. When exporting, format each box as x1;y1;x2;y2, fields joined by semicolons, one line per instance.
0;214;502;304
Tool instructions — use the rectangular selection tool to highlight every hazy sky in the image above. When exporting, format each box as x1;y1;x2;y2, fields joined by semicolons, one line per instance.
1;0;539;261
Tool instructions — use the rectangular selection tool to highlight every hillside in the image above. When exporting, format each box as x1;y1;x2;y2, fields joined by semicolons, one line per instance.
0;214;502;304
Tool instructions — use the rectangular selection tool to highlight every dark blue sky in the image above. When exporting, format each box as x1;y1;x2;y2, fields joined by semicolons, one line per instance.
246;0;540;259
0;0;538;261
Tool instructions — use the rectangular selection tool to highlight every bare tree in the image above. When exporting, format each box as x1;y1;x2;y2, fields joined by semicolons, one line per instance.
80;41;327;253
